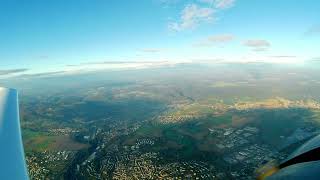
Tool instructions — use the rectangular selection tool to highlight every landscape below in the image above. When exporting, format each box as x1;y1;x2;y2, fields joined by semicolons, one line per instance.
4;63;320;179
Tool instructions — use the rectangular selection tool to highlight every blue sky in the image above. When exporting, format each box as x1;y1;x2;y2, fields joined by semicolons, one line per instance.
0;0;319;76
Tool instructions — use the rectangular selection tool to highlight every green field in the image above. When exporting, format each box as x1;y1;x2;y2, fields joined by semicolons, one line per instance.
22;129;89;152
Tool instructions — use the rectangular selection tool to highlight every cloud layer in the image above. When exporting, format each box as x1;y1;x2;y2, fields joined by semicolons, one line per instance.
195;34;235;46
199;0;236;9
169;0;236;31
305;25;320;36
207;34;234;43
214;0;236;9
169;4;214;31
244;40;271;51
0;69;29;76
140;48;163;53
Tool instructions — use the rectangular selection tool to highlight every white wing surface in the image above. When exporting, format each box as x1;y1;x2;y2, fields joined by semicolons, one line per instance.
0;87;28;180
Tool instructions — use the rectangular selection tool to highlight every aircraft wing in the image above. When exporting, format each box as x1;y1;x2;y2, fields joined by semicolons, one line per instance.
260;134;320;180
0;87;29;180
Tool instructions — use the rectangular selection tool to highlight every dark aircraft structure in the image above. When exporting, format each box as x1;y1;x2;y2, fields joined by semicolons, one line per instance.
261;134;320;179
0;87;319;180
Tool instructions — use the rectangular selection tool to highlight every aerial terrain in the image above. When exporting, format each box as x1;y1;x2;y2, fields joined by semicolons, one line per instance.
2;62;320;179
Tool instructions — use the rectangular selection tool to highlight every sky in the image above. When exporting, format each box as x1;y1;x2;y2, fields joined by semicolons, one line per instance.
0;0;320;77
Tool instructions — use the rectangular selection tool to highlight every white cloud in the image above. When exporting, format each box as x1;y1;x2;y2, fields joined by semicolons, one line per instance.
169;0;236;32
169;4;214;31
198;0;236;9
235;54;303;64
269;55;297;58
305;25;320;36
214;0;235;9
195;34;235;46
189;54;304;64
7;61;193;79
0;68;29;76
310;57;320;61
252;48;268;52
63;61;188;74
244;40;271;51
207;34;234;42
244;40;270;47
140;48;163;53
